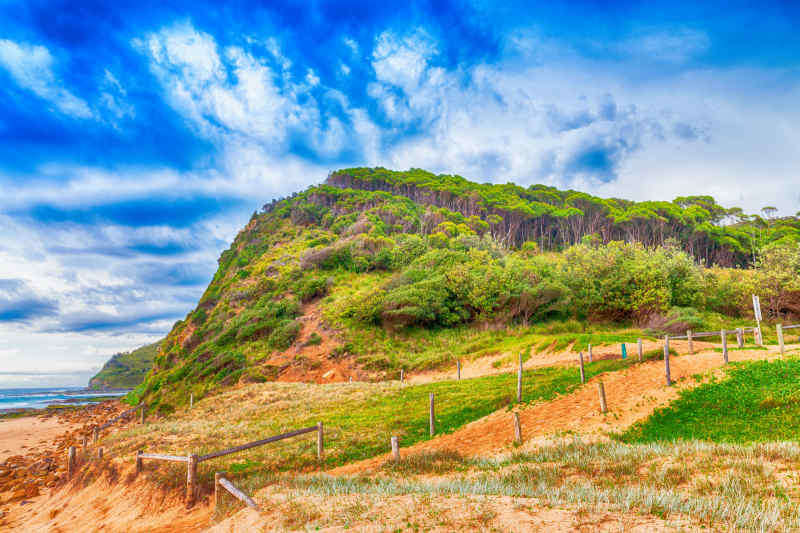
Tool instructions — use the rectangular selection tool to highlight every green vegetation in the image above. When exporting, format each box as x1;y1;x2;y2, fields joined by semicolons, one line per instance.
282;439;800;531
621;358;800;443
89;341;161;389
113;355;654;482
131;167;800;409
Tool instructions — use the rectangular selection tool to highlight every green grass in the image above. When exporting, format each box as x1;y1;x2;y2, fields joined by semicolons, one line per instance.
111;354;657;487
620;357;800;443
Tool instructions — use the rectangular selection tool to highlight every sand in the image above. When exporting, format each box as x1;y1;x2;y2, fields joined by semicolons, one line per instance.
0;416;77;463
332;345;787;474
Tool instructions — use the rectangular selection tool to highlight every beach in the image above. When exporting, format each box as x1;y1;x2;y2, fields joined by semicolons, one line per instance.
0;415;79;463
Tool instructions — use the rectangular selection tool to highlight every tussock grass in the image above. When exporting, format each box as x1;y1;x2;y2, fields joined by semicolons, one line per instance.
286;438;800;531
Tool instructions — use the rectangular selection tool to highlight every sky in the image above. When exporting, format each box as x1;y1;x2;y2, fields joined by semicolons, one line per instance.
1;0;799;388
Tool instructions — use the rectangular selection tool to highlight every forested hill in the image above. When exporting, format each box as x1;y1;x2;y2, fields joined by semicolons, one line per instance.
129;167;800;414
306;168;798;267
89;341;161;390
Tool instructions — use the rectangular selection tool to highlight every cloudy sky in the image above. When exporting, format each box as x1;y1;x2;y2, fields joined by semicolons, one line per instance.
1;1;799;388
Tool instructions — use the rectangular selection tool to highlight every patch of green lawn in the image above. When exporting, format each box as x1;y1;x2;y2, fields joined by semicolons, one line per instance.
619;357;800;443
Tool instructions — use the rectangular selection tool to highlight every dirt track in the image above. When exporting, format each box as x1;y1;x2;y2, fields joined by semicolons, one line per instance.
332;345;787;474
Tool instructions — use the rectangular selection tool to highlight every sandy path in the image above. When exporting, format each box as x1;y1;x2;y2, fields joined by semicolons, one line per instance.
333;346;785;474
0;416;77;463
406;339;717;384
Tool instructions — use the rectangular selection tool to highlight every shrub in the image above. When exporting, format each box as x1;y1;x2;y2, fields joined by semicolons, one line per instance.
267;320;302;350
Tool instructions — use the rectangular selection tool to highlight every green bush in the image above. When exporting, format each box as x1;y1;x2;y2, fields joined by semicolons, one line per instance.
267;320;302;350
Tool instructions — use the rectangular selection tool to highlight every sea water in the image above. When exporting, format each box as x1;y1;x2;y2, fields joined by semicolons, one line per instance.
0;388;127;411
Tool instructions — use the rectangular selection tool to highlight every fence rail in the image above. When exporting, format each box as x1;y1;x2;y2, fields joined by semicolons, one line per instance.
139;453;189;463
216;475;260;511
198;425;318;463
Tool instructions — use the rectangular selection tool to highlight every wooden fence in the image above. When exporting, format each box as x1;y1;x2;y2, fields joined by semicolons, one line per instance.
135;423;323;506
67;320;800;510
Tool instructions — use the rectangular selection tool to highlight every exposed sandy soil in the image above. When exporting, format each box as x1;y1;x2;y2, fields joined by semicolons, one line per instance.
253;302;367;385
406;339;718;384
207;491;698;532
0;417;79;463
3;464;211;532
332;345;785;474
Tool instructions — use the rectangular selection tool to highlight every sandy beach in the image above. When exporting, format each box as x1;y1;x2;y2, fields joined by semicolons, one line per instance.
0;416;78;463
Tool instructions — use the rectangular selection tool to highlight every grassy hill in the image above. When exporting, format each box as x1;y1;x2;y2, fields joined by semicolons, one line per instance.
89;341;161;390
127;167;800;413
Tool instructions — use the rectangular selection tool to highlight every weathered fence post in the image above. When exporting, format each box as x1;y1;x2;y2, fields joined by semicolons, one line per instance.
186;453;198;507
578;351;585;384
588;343;593;363
598;382;607;414
637;338;643;362
214;472;224;508
93;426;99;445
517;352;523;403
429;392;435;436
67;446;76;477
687;330;694;355
349;376;352;383
513;412;522;444
457;360;461;380
736;328;744;348
140;406;145;425
316;422;324;460
190;393;194;409
400;368;404;383
721;329;728;364
664;336;672;386
135;450;143;474
778;324;785;356
391;436;400;461
757;325;764;346
97;447;103;460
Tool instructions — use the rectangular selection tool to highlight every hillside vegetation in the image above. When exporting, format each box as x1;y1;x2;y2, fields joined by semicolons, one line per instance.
128;168;800;413
89;341;161;390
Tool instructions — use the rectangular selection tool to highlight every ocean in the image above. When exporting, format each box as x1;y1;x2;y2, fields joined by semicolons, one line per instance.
0;387;128;411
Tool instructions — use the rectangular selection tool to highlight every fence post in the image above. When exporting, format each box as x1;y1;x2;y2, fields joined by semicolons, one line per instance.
97;447;103;460
687;330;693;355
721;329;728;364
588;343;593;362
186;453;198;507
67;446;76;478
190;393;194;409
93;426;99;445
391;436;400;461
513;412;522;443
637;338;643;362
621;343;627;359
316;422;324;460
82;435;87;452
736;328;744;348
578;351;585;384
349;376;352;383
517;352;523;403
664;336;671;386
400;368;404;383
214;472;224;509
598;382;607;413
457;360;461;380
429;392;435;436
135;450;142;474
140;406;145;425
778;324;785;356
757;325;764;346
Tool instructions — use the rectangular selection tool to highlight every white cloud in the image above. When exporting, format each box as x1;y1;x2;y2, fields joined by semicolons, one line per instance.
0;39;93;118
618;28;710;63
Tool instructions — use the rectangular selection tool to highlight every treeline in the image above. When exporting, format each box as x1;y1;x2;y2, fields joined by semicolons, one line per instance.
323;167;800;267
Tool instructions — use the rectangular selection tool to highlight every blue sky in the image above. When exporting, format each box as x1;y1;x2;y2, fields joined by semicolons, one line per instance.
1;0;799;387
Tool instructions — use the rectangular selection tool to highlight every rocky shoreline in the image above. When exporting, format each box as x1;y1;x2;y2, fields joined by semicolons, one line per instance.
0;401;130;516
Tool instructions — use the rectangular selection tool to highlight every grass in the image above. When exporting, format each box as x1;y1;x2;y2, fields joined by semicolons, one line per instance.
620;357;800;443
282;439;800;531
108;353;657;489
